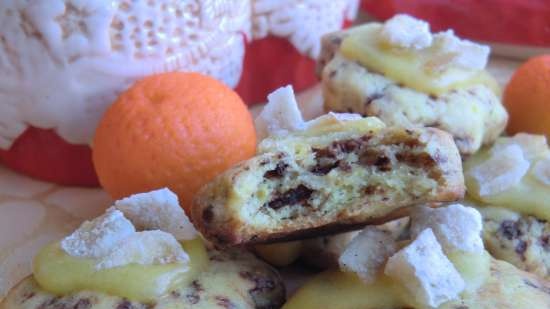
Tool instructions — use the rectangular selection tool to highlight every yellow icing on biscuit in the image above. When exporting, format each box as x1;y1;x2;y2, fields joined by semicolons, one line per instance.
340;24;500;97
33;238;208;302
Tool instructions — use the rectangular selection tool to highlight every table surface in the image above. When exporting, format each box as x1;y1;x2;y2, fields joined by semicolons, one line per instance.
0;57;521;299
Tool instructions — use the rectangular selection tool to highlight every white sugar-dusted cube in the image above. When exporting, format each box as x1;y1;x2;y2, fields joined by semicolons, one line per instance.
113;188;196;240
494;133;549;160
60;209;135;258
339;227;397;283
434;30;490;70
255;85;305;140
384;229;465;308
469;144;530;196
410;204;483;253
534;157;550;186
379;14;433;50
96;230;189;270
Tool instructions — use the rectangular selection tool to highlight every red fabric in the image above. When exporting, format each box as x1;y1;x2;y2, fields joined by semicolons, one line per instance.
236;35;318;105
236;19;355;105
0;127;99;186
361;0;550;47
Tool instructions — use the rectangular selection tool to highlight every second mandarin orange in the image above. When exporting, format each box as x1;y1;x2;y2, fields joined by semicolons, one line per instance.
92;72;257;214
504;55;550;137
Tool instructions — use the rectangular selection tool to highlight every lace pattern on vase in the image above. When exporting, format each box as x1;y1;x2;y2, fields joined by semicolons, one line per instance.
251;0;359;58
0;0;250;148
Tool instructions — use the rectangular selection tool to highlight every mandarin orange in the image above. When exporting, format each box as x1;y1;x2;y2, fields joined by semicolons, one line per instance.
92;72;256;214
504;55;550;137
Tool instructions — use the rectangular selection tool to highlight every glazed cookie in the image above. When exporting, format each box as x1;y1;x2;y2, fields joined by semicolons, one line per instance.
464;133;550;221
317;15;508;155
284;258;550;309
480;206;550;280
193;117;464;245
0;248;285;309
285;204;550;309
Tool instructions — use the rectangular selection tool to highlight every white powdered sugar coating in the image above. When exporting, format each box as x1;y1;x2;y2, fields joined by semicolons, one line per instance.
338;227;397;283
385;229;465;308
255;86;368;140
379;14;433;50
410;204;484;254
112;188;197;241
60;209;135;259
96;230;189;270
251;0;359;58
60;189;193;269
255;85;305;140
433;30;490;70
470;144;530;196
0;0;250;149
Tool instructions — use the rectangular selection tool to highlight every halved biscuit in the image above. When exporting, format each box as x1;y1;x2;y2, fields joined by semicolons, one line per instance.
192;118;464;245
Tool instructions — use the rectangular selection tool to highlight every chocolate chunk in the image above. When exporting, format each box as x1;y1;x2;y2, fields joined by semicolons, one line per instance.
183;280;204;304
374;156;391;171
499;220;521;240
516;240;528;257
395;152;436;168
267;185;313;210
116;300;133;309
540;235;550;251
336;139;363;153
240;271;276;294
264;162;288;179
311;161;339;175
313;147;337;159
365;93;383;106
364;185;378;195
358;149;382;166
402;138;421;148
202;206;214;223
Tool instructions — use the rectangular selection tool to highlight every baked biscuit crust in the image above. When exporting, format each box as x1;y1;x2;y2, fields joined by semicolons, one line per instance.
193;126;464;246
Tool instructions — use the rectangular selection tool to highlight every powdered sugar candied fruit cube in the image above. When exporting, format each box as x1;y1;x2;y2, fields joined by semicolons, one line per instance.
469;144;530;196
338;227;397;283
410;204;483;254
60;209;135;258
96;230;189;270
379;14;433;50
113;188;196;240
255;85;305;140
384;228;465;308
